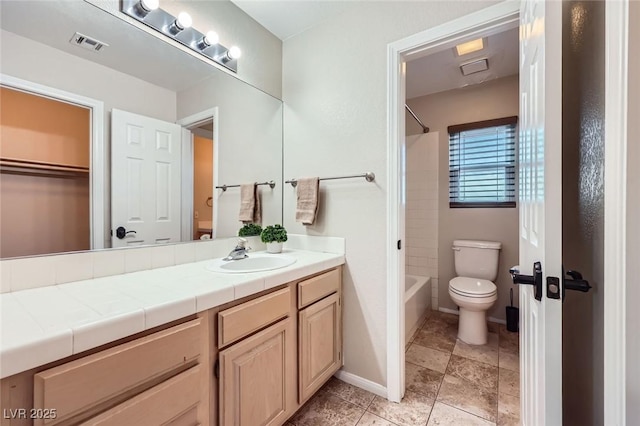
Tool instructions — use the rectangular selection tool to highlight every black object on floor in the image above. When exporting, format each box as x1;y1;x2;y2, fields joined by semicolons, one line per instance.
506;288;519;332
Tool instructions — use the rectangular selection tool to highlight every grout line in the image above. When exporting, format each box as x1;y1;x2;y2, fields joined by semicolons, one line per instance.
437;401;498;425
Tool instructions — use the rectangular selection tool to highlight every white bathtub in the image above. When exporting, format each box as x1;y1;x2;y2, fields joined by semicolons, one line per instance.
405;275;432;345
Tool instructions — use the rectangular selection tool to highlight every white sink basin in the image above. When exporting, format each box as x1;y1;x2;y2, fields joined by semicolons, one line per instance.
206;253;297;273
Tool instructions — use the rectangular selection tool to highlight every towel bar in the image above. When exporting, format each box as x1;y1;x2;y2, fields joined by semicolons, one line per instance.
285;172;375;188
216;180;276;192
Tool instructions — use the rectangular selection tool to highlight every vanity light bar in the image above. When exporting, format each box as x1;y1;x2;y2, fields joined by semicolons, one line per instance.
121;0;240;73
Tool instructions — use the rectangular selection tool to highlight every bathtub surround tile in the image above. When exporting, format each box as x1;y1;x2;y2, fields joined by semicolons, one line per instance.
437;374;498;422
453;334;499;366
498;368;520;398
290;389;364;426
93;249;126;278
405;362;443;399
427;402;495;426
406;344;450;374
367;391;433;426
55;252;93;284
499;348;520;372
497;392;520;426
446;355;499;390
356;412;395;426
10;256;56;291
322;377;376;409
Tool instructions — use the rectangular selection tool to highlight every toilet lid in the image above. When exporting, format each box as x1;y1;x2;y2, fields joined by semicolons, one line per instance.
449;277;497;297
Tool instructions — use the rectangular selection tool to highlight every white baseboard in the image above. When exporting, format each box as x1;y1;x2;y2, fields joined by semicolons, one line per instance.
438;307;507;325
333;370;387;399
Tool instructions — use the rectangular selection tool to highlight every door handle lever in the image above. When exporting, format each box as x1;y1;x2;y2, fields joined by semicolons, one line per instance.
510;261;543;301
563;269;591;296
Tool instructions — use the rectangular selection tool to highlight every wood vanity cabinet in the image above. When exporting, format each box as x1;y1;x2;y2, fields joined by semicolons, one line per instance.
297;269;342;404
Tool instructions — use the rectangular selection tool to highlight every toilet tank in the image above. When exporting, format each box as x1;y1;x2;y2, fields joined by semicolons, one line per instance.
453;240;502;281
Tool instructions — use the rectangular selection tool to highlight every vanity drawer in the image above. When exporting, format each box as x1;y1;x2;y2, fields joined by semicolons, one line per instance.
218;287;290;348
297;268;340;309
34;318;202;425
80;365;201;426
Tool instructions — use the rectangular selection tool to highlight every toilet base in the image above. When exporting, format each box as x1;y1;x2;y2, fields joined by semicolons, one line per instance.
458;308;488;345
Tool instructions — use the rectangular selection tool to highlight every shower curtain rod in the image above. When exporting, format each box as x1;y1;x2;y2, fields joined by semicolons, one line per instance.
405;104;430;134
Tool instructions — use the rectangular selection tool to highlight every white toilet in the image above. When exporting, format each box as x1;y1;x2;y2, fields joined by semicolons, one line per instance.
449;240;501;345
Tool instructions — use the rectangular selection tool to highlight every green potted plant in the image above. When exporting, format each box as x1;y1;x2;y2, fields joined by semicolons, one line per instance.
238;223;262;237
261;224;287;253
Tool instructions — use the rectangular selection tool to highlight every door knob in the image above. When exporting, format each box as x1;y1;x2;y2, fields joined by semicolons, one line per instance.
510;261;543;301
562;269;591;300
115;226;137;239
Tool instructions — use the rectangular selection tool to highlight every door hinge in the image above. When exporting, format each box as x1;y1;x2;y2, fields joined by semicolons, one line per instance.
214;359;219;379
397;240;402;250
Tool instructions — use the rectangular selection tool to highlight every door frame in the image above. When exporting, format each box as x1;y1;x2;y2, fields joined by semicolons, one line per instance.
0;74;105;250
386;0;631;419
603;0;629;423
385;1;520;402
176;107;220;240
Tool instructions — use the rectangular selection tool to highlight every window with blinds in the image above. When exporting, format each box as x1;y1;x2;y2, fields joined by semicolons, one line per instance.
448;116;518;208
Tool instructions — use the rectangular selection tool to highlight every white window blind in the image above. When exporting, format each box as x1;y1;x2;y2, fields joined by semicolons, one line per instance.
448;116;518;208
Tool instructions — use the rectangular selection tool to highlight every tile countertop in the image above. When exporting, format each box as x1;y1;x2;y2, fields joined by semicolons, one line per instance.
0;249;344;379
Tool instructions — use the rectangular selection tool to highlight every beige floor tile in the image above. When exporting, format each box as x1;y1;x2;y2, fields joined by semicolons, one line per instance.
405;362;443;399
406;344;451;373
322;377;377;408
453;335;499;366
413;326;457;353
498;348;520;372
436;374;498;422
290;390;365;426
367;391;434;426
356;412;396;426
498;369;520;398
497;392;520;426
446;354;499;390
487;322;500;333
427;402;495;425
498;326;519;355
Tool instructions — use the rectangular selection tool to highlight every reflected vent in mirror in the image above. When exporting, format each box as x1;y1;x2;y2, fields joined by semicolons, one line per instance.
69;32;109;52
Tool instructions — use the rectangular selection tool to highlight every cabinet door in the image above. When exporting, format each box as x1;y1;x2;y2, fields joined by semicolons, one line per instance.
298;293;342;403
219;318;294;426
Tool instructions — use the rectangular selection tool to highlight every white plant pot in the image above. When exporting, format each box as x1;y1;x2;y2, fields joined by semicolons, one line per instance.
266;242;283;253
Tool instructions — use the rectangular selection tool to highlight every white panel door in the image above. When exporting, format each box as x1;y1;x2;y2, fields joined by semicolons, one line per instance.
519;0;563;424
111;109;182;248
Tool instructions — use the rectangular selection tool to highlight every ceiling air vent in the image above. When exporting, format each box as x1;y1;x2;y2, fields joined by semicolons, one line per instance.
460;58;489;76
69;32;108;52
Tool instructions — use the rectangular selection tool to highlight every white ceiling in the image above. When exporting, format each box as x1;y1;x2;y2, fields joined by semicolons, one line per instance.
230;0;355;40
406;27;519;99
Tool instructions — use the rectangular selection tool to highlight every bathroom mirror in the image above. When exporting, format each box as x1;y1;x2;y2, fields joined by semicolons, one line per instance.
0;0;283;258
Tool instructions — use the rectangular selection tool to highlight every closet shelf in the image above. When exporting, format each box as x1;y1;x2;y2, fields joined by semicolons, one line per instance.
0;158;89;179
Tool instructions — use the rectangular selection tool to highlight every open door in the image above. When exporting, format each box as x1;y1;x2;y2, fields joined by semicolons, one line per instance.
111;109;182;247
517;0;563;424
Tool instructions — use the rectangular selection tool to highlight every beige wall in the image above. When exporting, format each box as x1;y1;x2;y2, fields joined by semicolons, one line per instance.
1;88;91;258
193;135;214;239
406;75;520;321
283;0;499;387
627;0;639;422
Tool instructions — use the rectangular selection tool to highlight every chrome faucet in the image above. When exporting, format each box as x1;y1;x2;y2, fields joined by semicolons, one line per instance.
223;238;250;261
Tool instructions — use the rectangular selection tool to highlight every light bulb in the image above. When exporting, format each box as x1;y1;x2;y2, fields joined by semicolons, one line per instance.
227;46;242;60
140;0;159;12
176;12;192;30
204;31;219;46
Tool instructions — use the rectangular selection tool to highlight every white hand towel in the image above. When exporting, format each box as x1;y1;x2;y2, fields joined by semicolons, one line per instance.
295;177;320;225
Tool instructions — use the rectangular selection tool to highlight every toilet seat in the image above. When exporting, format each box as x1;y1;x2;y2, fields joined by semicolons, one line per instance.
449;276;497;298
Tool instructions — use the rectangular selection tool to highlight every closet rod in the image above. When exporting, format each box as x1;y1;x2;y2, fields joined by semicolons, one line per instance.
216;180;276;192
405;104;430;133
286;172;375;187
